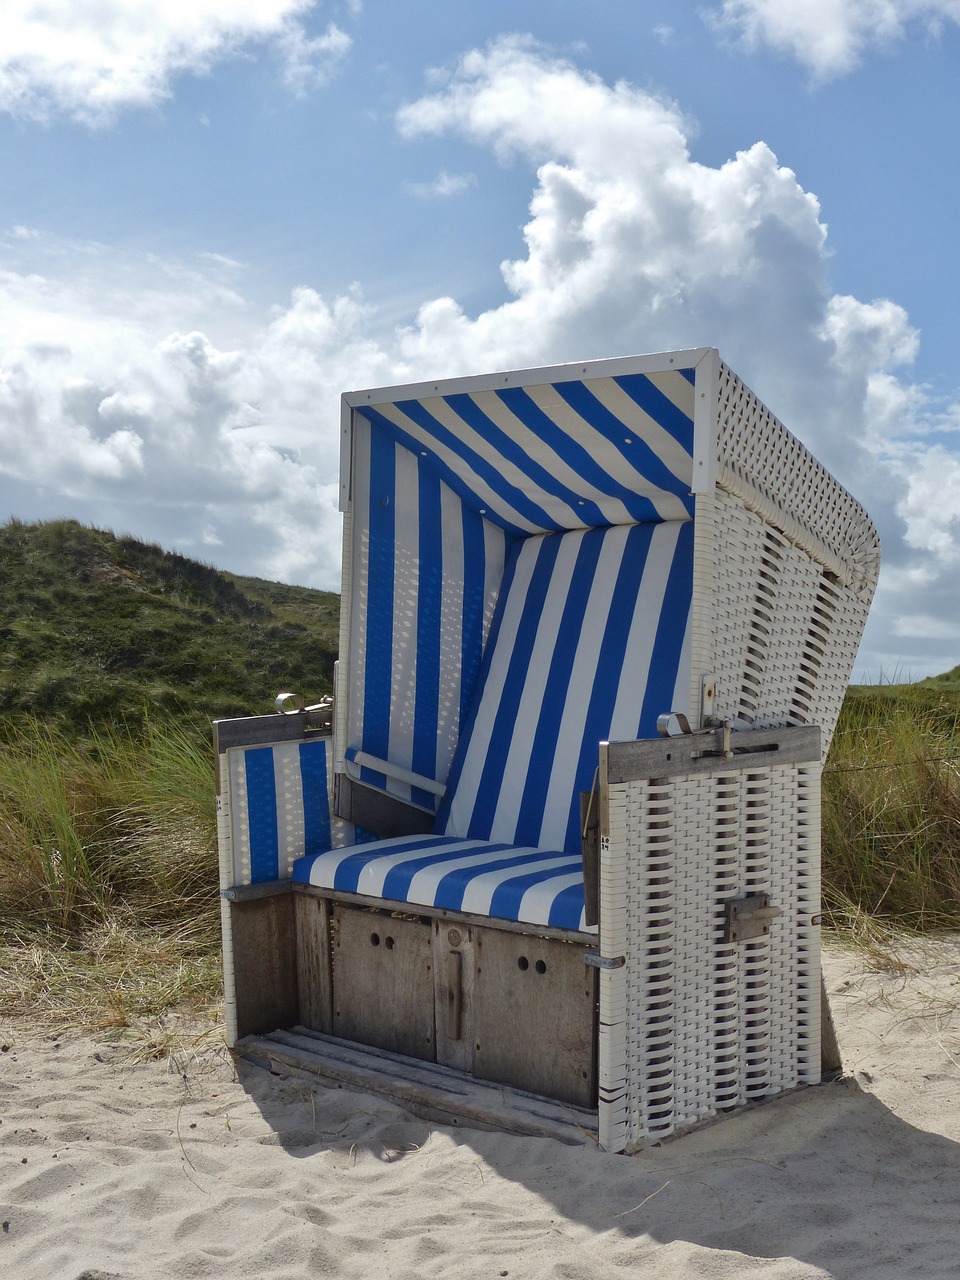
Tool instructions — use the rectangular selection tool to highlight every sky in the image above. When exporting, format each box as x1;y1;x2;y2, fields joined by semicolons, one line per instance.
1;1;959;681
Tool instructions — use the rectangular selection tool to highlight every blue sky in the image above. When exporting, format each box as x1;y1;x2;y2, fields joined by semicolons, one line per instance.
2;0;959;679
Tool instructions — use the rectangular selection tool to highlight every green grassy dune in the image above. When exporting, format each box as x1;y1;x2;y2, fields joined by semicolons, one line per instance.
0;517;339;733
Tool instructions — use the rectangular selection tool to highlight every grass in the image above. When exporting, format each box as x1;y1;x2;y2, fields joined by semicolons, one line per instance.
822;683;960;934
0;515;341;1043
0;716;223;1037
0;517;339;734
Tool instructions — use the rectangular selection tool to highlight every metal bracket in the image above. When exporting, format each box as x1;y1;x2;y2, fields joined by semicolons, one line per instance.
700;672;717;723
723;893;781;943
584;950;625;971
274;691;334;733
657;708;734;760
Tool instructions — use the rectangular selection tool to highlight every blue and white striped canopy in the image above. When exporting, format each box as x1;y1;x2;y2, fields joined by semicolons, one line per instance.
353;367;697;536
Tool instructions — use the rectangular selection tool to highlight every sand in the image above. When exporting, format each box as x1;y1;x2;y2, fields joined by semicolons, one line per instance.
2;938;959;1280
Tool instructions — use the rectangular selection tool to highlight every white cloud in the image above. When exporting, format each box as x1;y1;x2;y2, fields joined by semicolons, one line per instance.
274;17;352;97
895;444;960;561
394;39;833;410
0;0;351;125
710;0;960;79
405;170;478;198
3;39;960;675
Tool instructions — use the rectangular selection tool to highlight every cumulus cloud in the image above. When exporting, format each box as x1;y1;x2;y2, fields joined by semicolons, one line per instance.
710;0;960;79
394;39;841;443
0;0;351;124
0;247;355;585
3;37;959;675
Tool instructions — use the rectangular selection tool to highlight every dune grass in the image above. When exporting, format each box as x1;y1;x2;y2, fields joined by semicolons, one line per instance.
822;684;960;934
0;716;222;1035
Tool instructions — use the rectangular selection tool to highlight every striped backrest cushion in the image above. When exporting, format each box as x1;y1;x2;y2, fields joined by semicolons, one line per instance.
434;520;694;855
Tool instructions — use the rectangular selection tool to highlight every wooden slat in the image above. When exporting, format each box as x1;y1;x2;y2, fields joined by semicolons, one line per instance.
334;774;435;838
296;893;333;1033
471;930;597;1108
238;1027;597;1145
231;895;299;1039
820;972;842;1078
604;724;821;784
432;920;476;1074
213;710;331;753
291;883;595;944
223;880;290;903
331;905;436;1061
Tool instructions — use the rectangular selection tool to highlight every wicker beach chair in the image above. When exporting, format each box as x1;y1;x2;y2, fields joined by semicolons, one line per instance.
214;349;879;1152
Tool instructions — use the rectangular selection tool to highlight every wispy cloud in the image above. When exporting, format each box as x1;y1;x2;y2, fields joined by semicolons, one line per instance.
405;170;478;198
275;18;352;97
708;0;960;79
0;1;351;125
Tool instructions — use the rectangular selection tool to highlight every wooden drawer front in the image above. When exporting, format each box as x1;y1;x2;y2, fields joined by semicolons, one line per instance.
331;906;436;1062
470;929;597;1108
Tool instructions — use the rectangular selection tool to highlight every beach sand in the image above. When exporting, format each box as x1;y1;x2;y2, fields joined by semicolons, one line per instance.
2;938;959;1279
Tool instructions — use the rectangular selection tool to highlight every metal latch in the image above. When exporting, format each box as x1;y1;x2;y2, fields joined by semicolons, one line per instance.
657;709;735;760
723;893;781;943
584;949;625;970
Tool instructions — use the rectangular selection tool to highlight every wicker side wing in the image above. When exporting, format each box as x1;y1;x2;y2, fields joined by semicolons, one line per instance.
689;363;880;752
597;727;821;1153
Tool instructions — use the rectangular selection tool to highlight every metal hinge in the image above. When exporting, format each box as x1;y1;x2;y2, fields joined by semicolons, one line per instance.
657;709;735;760
274;691;334;733
584;949;626;970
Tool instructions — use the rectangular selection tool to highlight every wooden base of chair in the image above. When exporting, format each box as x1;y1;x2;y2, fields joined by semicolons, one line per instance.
236;1025;598;1145
229;890;299;1039
227;883;598;1109
226;883;841;1131
299;895;599;1108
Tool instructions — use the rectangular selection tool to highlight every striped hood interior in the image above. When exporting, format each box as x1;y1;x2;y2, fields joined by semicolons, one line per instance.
343;367;699;845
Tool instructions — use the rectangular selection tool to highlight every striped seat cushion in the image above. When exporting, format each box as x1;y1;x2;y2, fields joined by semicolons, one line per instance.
292;835;590;931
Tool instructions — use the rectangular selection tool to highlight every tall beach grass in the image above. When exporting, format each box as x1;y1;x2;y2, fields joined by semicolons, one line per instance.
0;716;221;1033
823;683;960;934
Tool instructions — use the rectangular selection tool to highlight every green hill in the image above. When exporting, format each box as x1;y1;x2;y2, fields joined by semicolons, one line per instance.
0;518;340;734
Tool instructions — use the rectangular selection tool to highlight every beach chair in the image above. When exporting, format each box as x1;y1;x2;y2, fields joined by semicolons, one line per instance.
214;349;879;1152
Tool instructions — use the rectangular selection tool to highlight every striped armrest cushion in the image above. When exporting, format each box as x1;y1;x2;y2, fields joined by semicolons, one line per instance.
225;737;335;885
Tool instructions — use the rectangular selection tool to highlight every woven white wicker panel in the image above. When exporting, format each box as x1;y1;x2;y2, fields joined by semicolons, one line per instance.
598;760;821;1153
693;489;867;753
716;362;879;602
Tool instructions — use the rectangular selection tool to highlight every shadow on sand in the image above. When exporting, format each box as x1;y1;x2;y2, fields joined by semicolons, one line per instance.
234;1047;959;1279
